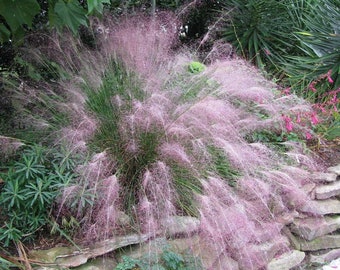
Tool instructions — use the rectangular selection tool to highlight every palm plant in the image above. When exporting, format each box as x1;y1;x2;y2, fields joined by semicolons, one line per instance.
221;0;311;72
283;0;340;94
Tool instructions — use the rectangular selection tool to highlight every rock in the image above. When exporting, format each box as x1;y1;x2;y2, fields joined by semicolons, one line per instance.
72;258;118;270
327;165;340;175
160;216;200;237
309;249;340;264
301;199;340;215
290;216;340;241
322;258;340;270
236;236;290;269
267;250;305;270
315;181;340;199
116;235;238;270
302;183;316;199
115;237;169;261
190;240;239;270
282;226;301;250
312;172;338;183
30;233;151;268
299;235;340;251
276;211;299;225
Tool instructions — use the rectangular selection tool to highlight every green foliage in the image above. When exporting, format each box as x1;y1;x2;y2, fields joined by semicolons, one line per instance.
208;146;240;187
84;59;149;209
0;0;40;42
114;247;202;270
161;249;185;270
0;0;109;44
51;0;88;34
0;144;78;246
0;256;21;270
115;256;141;270
283;0;340;95
315;112;340;141
87;0;111;15
222;0;301;71
188;61;205;74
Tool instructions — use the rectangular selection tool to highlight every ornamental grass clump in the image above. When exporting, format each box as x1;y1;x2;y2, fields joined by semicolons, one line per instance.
12;14;324;269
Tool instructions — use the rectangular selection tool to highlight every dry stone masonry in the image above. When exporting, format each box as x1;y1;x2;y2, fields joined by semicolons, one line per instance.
275;164;340;269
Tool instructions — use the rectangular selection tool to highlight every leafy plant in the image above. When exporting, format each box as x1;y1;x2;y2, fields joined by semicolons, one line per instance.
115;256;141;270
0;0;111;44
114;247;202;270
283;0;340;96
0;144;78;246
221;0;303;71
188;61;205;74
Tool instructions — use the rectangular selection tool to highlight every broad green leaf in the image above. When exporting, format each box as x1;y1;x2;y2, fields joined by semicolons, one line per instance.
0;0;40;32
0;23;11;43
87;0;110;15
53;0;88;34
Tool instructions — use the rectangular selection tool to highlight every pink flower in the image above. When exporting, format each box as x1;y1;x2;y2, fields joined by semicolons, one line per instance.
326;70;334;84
305;132;313;140
310;112;319;125
309;81;317;92
282;115;293;132
296;113;301;123
281;87;291;96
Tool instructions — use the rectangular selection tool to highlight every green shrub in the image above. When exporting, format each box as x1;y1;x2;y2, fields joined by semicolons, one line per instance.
0;144;78;246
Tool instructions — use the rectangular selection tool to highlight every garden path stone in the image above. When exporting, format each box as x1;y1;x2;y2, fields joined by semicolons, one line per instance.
267;250;305;270
290;216;340;241
315;181;340;200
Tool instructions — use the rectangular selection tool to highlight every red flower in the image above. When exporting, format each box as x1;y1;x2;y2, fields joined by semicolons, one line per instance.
326;70;334;84
310;112;319;125
282;115;293;132
305;132;313;140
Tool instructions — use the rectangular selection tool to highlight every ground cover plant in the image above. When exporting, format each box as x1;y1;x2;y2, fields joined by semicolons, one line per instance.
0;6;335;270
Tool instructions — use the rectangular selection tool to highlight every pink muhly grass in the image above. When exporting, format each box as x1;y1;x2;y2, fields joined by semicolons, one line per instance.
0;136;24;157
34;15;327;267
138;162;177;233
104;13;179;83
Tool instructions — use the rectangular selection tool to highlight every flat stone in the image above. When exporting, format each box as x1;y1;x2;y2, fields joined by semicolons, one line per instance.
312;172;338;183
322;258;340;270
301;199;340;215
116;235;237;270
73;258;118;270
268;250;305;270
302;183;316;199
30;233;151;268
315;181;340;200
309;249;340;264
290;216;340;240
299;235;340;251
276;211;299;225
327;165;340;175
236;236;289;269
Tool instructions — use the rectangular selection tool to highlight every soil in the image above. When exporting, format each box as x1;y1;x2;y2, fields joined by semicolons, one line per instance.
309;138;340;167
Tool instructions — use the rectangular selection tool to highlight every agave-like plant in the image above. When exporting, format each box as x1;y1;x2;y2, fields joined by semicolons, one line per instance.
283;0;340;93
221;0;311;72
